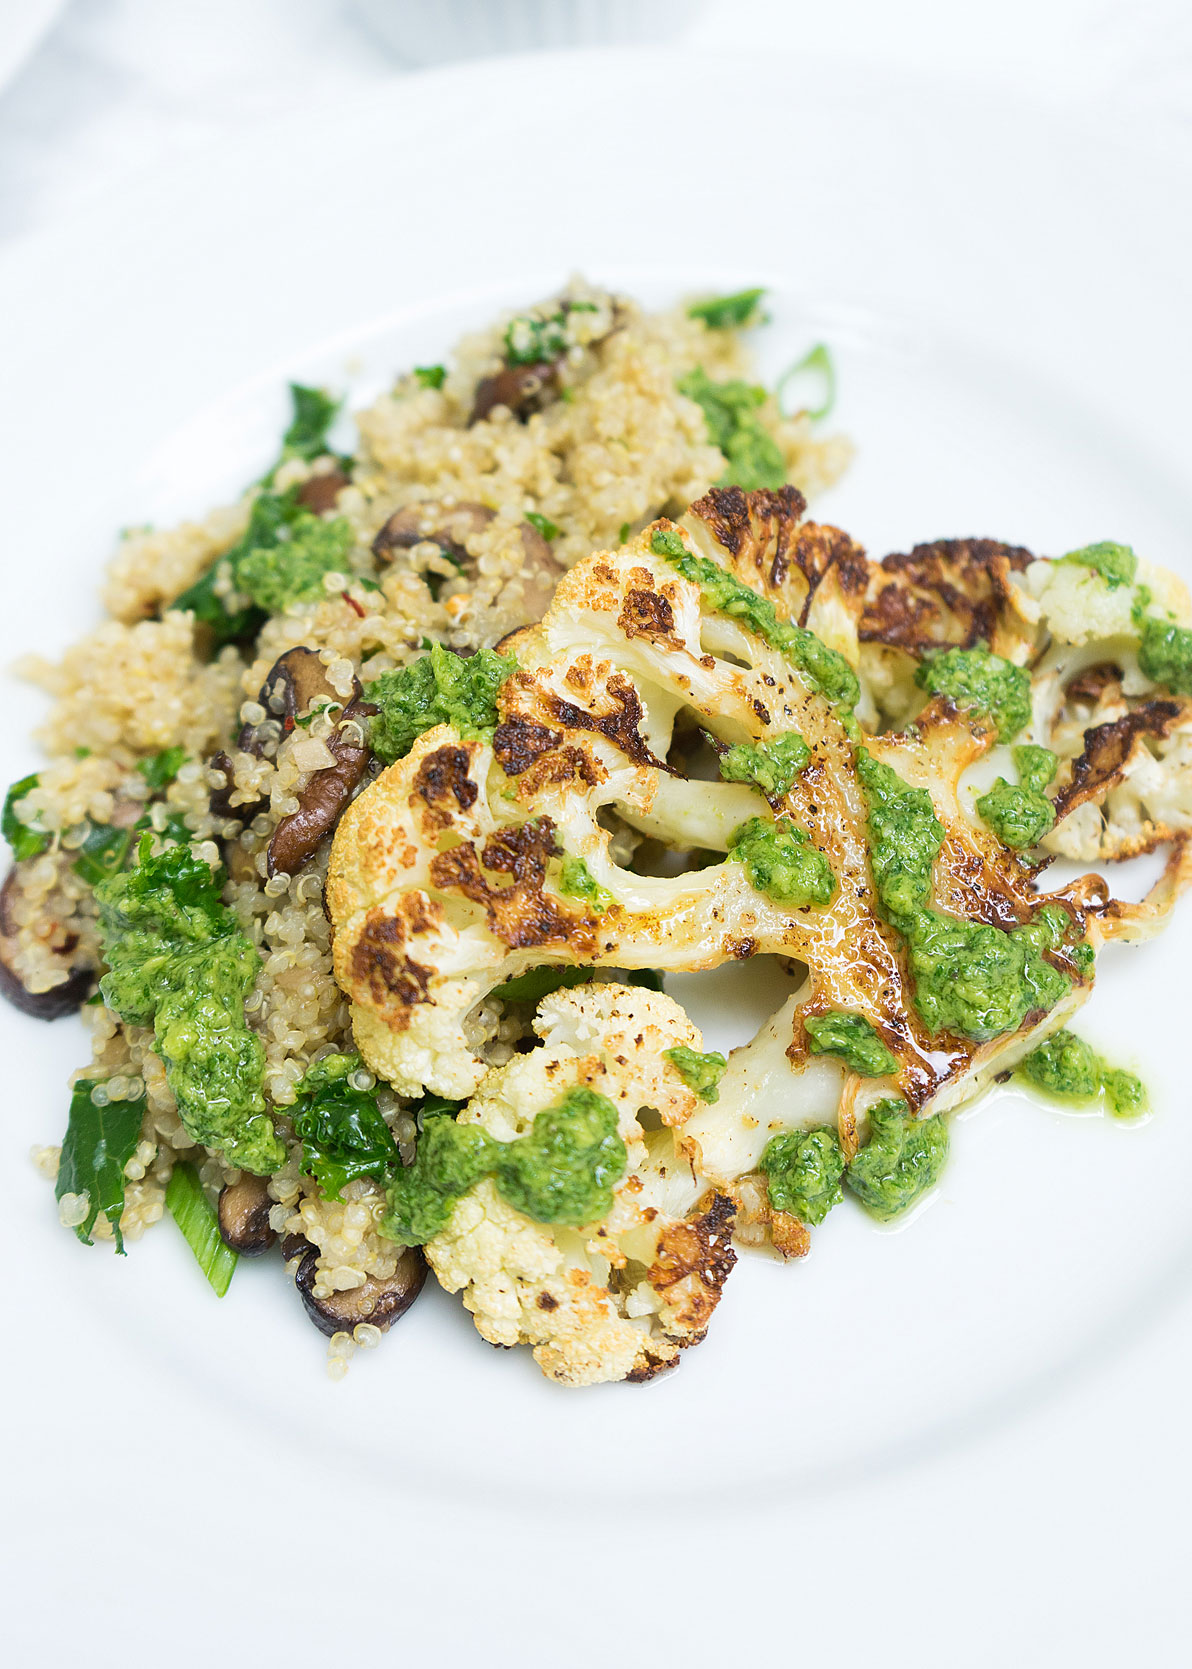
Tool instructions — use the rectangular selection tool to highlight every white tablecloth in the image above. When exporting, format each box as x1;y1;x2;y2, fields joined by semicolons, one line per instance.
1;0;1189;244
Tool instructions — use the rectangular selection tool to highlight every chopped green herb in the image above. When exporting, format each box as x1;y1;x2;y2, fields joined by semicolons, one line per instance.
291;1052;402;1200
367;641;517;763
618;522;632;544
2;772;50;861
504;310;569;366
717;731;810;796
845;1099;948;1219
558;855;614;915
74;746;91;760
804;1012;898;1077
728;815;837;907
414;365;447;389
525;510;561;541
915;646;1032;744
1059;541;1137;590
137;747;188;792
72;823;132;887
776;342;836;422
96;836;281;1174
976;744;1058;850
664;1044;728;1103
651;533;860;709
677;366;786;491
687;288;766;329
55;1078;146;1253
760;1126;845;1225
165;1162;238;1295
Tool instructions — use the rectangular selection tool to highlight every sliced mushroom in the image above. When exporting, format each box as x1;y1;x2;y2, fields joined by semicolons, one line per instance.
217;1172;276;1255
469;360;560;425
0;870;93;1019
266;696;375;876
293;1242;427;1337
295;469;349;515
239;645;342;755
372;500;563;624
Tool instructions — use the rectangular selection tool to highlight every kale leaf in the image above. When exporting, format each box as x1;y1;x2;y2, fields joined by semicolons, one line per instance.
56;1078;146;1253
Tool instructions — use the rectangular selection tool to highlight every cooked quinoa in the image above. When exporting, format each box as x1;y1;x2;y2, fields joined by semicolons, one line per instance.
10;281;848;1372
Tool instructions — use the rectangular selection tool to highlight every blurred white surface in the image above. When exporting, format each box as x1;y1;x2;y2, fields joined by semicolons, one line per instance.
0;0;1189;240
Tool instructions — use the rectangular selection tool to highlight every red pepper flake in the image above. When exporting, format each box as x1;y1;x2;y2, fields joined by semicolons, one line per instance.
342;591;366;618
283;715;295;733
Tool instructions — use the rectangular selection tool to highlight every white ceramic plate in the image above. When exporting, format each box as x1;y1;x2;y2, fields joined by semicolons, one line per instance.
0;0;64;93
2;48;1190;1665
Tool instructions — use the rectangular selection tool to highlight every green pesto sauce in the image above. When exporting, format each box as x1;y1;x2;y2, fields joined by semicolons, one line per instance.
1137;614;1192;695
367;642;517;763
558;855;614;915
976;743;1058;850
1017;1029;1147;1118
234;510;354;615
804;1011;898;1077
728;815;837;908
381;1086;627;1245
914;645;1032;743
664;1044;728;1103
686;288;766;329
96;837;282;1175
650;531;860;710
855;749;1077;1042
845;1099;948;1219
676;367;786;491
760;1126;845;1226
717;731;810;796
1059;540;1137;590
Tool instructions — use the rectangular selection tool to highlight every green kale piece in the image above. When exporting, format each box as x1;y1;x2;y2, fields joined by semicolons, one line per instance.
1059;541;1137;589
170;489;304;643
165;1162;238;1295
760;1126;845;1225
1137;615;1192;695
367;641;517;763
72;823;132;887
491;965;595;1004
687;288;766;329
96;837;282;1174
775;343;836;422
854;748;944;922
233;510;354;615
804;1012;898;1077
493;1087;627;1228
915;646;1032;743
664;1044;728;1103
976;744;1058;850
677;366;786;491
414;365;446;388
1016;1029;1147;1118
717;731;811;796
728;815;837;907
55;1078;146;1253
2;772;50;861
291;1052;402;1200
845;1099;948;1220
381;1111;498;1245
650;533;860;709
524;511;561;540
558;855;614;915
136;747;187;792
279;383;341;464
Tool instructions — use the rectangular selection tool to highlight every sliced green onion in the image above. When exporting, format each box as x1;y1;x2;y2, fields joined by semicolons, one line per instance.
166;1162;237;1296
777;342;836;422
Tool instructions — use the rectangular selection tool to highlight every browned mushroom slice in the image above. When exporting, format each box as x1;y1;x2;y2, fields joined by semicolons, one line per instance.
217;1172;276;1255
293;1242;427;1337
469;360;559;425
371;499;495;565
295;469;349;515
267;697;375;876
0;870;93;1019
239;645;343;755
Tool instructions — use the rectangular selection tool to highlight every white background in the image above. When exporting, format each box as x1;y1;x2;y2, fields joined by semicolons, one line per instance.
2;7;1191;1668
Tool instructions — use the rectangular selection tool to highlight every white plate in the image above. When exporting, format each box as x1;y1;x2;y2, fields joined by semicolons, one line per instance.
0;0;64;93
2;47;1190;1664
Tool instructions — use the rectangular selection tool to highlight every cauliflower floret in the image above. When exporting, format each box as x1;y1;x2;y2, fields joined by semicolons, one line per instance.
420;985;737;1386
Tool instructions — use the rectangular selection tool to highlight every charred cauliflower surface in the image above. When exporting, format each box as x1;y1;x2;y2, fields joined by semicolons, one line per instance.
326;487;1192;1383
